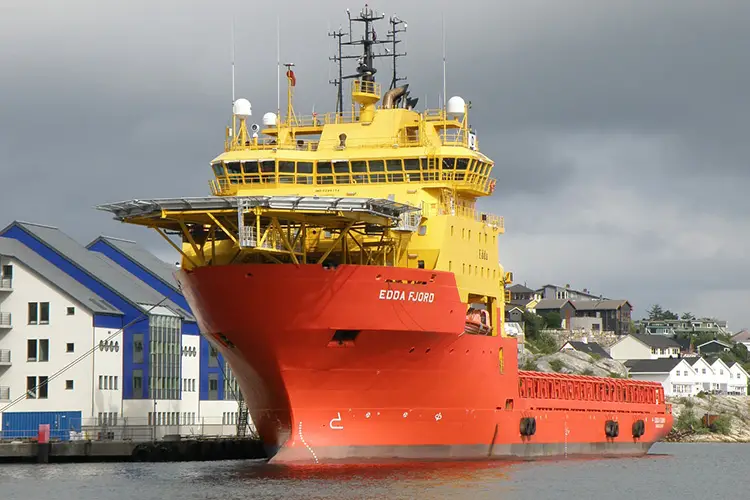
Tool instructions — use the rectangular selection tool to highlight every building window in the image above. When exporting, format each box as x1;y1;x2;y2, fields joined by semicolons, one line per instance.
133;369;144;398
40;302;49;324
26;376;36;399
208;373;219;400
38;376;48;399
66;342;74;353
133;333;144;364
208;345;219;368
66;380;74;390
114;376;118;390
1;264;12;279
67;307;75;316
27;339;37;361
39;339;49;362
28;303;38;324
99;375;103;389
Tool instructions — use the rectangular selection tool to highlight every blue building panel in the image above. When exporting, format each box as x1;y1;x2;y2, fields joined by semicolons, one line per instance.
93;314;124;329
1;411;83;441
199;336;225;401
88;240;192;312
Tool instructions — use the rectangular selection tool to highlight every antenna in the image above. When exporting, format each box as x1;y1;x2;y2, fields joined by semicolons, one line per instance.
276;15;281;117
231;16;236;104
387;14;408;91
442;13;446;111
328;27;347;114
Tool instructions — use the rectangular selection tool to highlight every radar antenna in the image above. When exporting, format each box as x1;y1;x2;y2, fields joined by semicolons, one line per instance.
387;15;407;90
328;4;403;113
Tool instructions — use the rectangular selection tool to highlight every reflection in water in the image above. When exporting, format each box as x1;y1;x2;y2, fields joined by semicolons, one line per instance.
0;444;738;500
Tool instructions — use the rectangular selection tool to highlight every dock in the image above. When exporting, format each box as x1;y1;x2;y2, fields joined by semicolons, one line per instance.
0;437;267;463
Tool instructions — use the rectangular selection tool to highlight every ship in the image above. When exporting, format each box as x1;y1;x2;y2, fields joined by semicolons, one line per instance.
97;5;673;464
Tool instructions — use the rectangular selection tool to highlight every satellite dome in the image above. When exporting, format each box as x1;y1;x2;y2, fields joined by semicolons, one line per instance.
447;96;466;115
262;112;278;126
233;98;252;118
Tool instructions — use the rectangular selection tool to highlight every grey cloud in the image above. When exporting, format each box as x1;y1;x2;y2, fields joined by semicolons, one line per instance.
1;0;749;328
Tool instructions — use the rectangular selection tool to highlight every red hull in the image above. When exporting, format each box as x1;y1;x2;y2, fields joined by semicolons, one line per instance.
177;264;673;464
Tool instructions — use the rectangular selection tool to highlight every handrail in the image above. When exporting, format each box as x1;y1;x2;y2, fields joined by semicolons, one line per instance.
0;277;11;289
0;312;11;327
0;349;10;364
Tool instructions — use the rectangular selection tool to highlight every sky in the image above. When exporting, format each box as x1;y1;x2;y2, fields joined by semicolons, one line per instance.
1;0;749;329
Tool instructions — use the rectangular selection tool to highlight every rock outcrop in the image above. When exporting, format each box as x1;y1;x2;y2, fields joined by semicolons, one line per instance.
667;395;750;442
518;349;629;378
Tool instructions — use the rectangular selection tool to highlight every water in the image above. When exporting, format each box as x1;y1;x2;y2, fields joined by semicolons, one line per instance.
0;443;748;499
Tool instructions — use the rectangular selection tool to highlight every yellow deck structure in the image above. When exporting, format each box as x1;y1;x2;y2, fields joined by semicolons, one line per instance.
98;5;512;336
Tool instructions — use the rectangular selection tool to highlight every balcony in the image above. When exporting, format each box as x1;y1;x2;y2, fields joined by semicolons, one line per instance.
0;386;8;401
0;277;11;291
0;312;11;329
0;349;9;366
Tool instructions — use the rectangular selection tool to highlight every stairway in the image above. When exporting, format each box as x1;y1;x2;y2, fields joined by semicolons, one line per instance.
236;396;250;437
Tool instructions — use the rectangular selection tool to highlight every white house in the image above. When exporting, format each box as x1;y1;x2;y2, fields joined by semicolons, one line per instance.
609;333;681;361
728;362;749;396
687;357;714;392
624;358;699;396
708;358;732;394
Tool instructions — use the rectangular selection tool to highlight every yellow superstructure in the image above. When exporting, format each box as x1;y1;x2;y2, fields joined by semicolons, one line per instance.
98;5;512;336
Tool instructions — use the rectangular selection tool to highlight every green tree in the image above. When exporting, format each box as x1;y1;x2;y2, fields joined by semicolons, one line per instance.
731;343;749;363
522;311;545;340
681;312;696;320
542;311;562;329
647;304;664;320
662;309;678;320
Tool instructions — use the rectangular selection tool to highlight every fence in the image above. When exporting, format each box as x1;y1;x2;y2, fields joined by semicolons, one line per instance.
0;416;257;443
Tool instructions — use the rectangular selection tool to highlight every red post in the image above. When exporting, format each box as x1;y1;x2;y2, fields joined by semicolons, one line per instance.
38;424;50;444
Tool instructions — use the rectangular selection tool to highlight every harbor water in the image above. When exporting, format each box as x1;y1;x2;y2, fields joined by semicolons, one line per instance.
0;442;747;499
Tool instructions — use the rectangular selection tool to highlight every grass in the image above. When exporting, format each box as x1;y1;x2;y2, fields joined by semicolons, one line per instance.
549;359;565;373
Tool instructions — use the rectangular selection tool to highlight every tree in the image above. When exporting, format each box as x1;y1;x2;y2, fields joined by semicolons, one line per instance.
681;312;696;320
647;304;664;320
522;311;545;340
731;343;749;363
542;311;562;329
662;310;678;320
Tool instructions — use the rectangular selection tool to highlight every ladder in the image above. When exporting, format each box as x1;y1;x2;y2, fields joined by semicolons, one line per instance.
236;396;250;437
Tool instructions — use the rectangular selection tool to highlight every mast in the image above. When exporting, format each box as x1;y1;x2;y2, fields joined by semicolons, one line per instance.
387;15;407;90
328;28;346;115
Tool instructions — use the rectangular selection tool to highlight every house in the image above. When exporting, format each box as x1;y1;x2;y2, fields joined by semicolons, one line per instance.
0;221;246;439
635;318;729;338
697;339;732;356
707;358;732;394
506;284;540;303
674;337;695;357
571;300;632;336
624;358;699;397
609;333;681;361
728;362;749;396
560;340;611;359
533;299;576;329
731;330;750;351
687;357;714;391
504;303;525;323
536;284;606;301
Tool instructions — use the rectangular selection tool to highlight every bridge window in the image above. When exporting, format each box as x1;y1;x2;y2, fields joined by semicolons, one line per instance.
350;161;368;183
368;159;386;182
333;160;350;184
404;158;420;181
212;163;224;176
386;159;404;182
278;161;295;184
297;162;313;184
316;161;333;184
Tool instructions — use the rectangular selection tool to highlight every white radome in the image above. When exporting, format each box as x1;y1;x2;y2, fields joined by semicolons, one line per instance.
262;112;278;126
232;98;252;118
447;95;466;114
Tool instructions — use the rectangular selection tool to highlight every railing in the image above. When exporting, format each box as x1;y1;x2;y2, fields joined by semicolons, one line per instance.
352;79;381;97
0;386;8;401
431;202;503;229
0;277;11;290
0;349;10;364
518;371;665;405
0;312;11;328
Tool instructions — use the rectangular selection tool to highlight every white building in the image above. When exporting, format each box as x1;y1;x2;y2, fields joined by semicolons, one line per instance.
624;358;699;397
626;356;748;397
0;223;250;441
728;362;749;396
609;333;681;361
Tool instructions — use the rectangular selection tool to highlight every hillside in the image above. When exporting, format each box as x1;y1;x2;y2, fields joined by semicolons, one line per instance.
518;349;629;378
